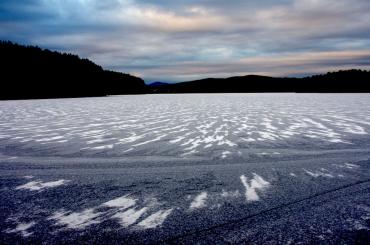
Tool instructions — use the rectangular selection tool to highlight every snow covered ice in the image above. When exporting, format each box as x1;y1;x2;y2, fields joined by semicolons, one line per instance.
0;94;370;244
0;94;369;159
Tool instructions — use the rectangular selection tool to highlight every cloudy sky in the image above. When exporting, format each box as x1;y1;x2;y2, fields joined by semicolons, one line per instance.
1;0;370;82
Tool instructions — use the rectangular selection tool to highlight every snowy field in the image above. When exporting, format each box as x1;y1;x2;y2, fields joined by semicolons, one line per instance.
0;94;369;244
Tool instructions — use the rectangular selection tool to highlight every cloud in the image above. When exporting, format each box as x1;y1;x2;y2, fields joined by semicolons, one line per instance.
1;0;370;81
125;50;370;81
113;5;227;32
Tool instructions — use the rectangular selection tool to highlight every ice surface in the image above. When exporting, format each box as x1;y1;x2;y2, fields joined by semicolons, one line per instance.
0;94;369;159
1;94;370;243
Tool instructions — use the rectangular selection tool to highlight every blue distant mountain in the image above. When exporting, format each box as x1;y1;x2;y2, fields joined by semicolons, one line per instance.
148;82;172;92
148;82;170;87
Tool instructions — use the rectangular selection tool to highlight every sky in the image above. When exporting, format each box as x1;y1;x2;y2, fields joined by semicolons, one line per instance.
1;0;370;82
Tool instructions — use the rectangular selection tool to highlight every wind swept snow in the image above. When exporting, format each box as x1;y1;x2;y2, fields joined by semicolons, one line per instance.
5;222;36;237
102;195;136;209
1;94;370;243
16;179;69;191
112;207;148;227
136;209;173;229
0;94;369;159
49;209;101;229
189;192;208;210
240;173;270;201
303;169;334;178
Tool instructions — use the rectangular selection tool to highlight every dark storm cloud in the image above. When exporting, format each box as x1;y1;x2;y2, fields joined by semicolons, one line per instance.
1;0;370;81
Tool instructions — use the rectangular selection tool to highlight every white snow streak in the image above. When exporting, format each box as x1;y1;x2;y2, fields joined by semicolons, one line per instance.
102;195;136;209
136;209;173;229
16;179;69;191
112;207;148;227
189;192;208;210
49;209;101;229
5;222;36;237
240;173;270;201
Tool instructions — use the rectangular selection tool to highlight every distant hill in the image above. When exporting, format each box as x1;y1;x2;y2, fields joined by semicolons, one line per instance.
147;82;171;93
0;41;147;100
148;82;169;87
150;70;370;93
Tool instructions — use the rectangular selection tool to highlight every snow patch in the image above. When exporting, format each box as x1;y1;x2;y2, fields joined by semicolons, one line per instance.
102;195;137;209
243;137;256;142
91;144;114;150
132;134;167;147
189;192;208;210
16;179;69;191
49;208;101;229
240;173;270;202
221;151;231;159
258;131;278;141
112;207;148;227
119;134;144;144
303;169;334;178
5;221;36;237
35;136;64;142
220;190;241;198
136;209;173;229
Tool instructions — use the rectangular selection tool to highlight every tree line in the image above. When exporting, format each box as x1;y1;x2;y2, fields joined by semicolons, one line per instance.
2;40;369;100
0;41;147;100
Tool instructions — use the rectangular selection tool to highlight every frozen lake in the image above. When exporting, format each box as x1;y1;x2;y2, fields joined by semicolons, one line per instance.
0;94;370;244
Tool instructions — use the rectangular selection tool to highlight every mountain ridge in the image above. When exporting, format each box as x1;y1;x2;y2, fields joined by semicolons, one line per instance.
150;70;370;93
